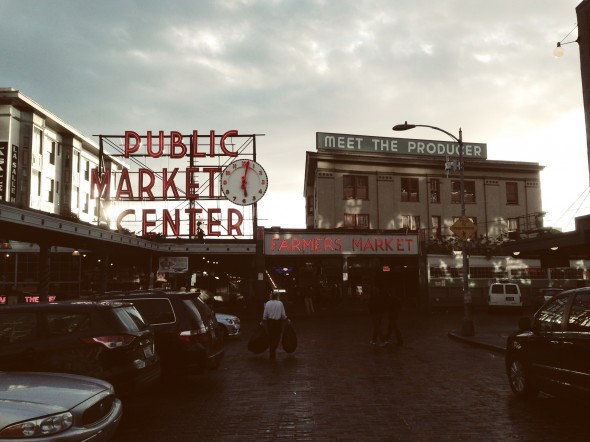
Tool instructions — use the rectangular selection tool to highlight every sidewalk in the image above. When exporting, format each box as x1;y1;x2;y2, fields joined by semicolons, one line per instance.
447;309;525;354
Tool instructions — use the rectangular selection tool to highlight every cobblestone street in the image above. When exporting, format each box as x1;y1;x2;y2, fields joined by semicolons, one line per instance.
114;309;588;441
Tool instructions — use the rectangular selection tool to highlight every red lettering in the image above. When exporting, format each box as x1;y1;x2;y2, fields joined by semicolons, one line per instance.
90;169;111;199
116;168;134;199
162;168;180;200
397;239;404;251
363;239;375;251
271;237;279;251
163;209;181;237
227;208;243;236
191;130;205;157
139;169;156;200
220;130;239;156
146;131;165;158
375;239;384;251
302;239;314;251
169;131;187;158
207;208;222;236
406;239;414;250
203;167;221;198
124;131;141;157
0;296;6;304
385;239;394;251
334;238;343;251
25;296;40;303
291;238;301;251
142;209;157;233
279;239;290;251
48;296;56;302
116;209;135;231
352;239;362;251
185;167;200;199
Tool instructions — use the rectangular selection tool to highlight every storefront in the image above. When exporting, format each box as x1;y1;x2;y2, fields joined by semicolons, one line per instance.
263;229;423;311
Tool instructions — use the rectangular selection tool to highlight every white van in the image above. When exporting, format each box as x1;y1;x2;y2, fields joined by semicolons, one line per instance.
488;282;522;309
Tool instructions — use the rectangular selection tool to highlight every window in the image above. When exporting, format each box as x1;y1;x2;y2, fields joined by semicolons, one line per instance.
401;178;419;202
343;175;368;200
34;128;43;154
508;218;519;232
73;186;79;209
84;160;90;181
506;182;518;205
83;193;89;213
451;180;475;204
48;141;56;165
537;295;568;332
344;213;369;229
74;151;80;173
430;216;441;239
36;171;42;197
47;179;54;203
401;215;420;230
568;293;590;331
430;179;440;203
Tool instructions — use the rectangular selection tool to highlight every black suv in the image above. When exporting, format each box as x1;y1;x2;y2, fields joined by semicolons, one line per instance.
94;290;224;374
506;288;590;400
0;300;161;394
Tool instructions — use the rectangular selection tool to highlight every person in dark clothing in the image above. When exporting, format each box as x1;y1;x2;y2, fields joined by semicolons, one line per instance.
383;287;403;346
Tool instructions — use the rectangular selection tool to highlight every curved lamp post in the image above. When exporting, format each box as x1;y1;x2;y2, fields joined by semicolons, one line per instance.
392;122;474;336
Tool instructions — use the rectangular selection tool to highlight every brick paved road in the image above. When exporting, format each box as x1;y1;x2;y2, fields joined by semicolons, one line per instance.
113;309;587;441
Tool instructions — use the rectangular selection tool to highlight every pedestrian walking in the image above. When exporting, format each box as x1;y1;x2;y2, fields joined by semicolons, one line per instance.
261;290;290;360
383;286;403;346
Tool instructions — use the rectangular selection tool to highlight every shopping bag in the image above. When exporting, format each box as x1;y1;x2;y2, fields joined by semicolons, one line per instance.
248;324;269;354
281;322;297;353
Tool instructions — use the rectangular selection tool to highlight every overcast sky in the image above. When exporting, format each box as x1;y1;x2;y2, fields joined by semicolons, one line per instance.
0;0;586;232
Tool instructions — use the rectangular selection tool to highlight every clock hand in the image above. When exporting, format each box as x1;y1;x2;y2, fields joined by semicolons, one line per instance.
241;161;250;197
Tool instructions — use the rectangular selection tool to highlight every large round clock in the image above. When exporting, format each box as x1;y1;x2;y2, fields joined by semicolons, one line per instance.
221;159;268;205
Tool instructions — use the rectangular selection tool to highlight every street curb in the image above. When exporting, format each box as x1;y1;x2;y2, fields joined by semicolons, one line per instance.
447;330;506;354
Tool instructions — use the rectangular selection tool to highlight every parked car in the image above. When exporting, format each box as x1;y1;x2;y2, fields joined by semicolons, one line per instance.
94;290;224;374
215;312;241;338
0;371;122;441
488;282;522;310
0;300;161;394
506;287;590;400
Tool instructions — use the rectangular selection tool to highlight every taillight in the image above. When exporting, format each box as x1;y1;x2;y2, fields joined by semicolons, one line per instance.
81;335;136;349
178;328;209;344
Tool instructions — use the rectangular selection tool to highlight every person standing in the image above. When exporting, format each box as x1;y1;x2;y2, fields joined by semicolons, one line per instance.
262;290;290;360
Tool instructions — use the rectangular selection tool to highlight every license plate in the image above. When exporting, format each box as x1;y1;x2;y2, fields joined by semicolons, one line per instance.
143;345;154;358
506;296;514;301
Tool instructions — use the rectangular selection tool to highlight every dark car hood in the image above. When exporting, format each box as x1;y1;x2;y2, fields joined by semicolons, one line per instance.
0;372;110;428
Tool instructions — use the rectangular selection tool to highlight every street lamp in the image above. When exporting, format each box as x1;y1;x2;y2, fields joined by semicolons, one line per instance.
393;122;475;336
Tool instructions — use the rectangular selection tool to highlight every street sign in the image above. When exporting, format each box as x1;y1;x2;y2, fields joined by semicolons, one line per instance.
450;216;477;240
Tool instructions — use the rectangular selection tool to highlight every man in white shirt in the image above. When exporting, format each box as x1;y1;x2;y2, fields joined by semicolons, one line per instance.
262;291;290;360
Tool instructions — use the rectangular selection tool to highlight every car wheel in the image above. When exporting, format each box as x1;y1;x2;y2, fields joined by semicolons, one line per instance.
507;357;538;399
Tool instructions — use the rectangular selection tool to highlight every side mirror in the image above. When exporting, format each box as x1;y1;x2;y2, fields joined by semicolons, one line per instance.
518;316;532;331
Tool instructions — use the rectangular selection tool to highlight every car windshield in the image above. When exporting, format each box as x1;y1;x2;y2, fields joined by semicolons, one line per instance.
535;294;569;332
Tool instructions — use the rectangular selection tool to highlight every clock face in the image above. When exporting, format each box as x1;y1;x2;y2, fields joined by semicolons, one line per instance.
221;160;268;206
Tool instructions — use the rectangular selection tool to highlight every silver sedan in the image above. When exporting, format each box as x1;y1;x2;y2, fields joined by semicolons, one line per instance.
0;371;122;441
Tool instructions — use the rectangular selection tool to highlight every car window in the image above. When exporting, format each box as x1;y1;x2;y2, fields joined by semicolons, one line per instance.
491;285;503;294
0;312;37;344
112;306;149;332
125;298;176;325
46;313;91;335
182;299;206;327
505;285;519;294
536;295;569;332
568;293;590;331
